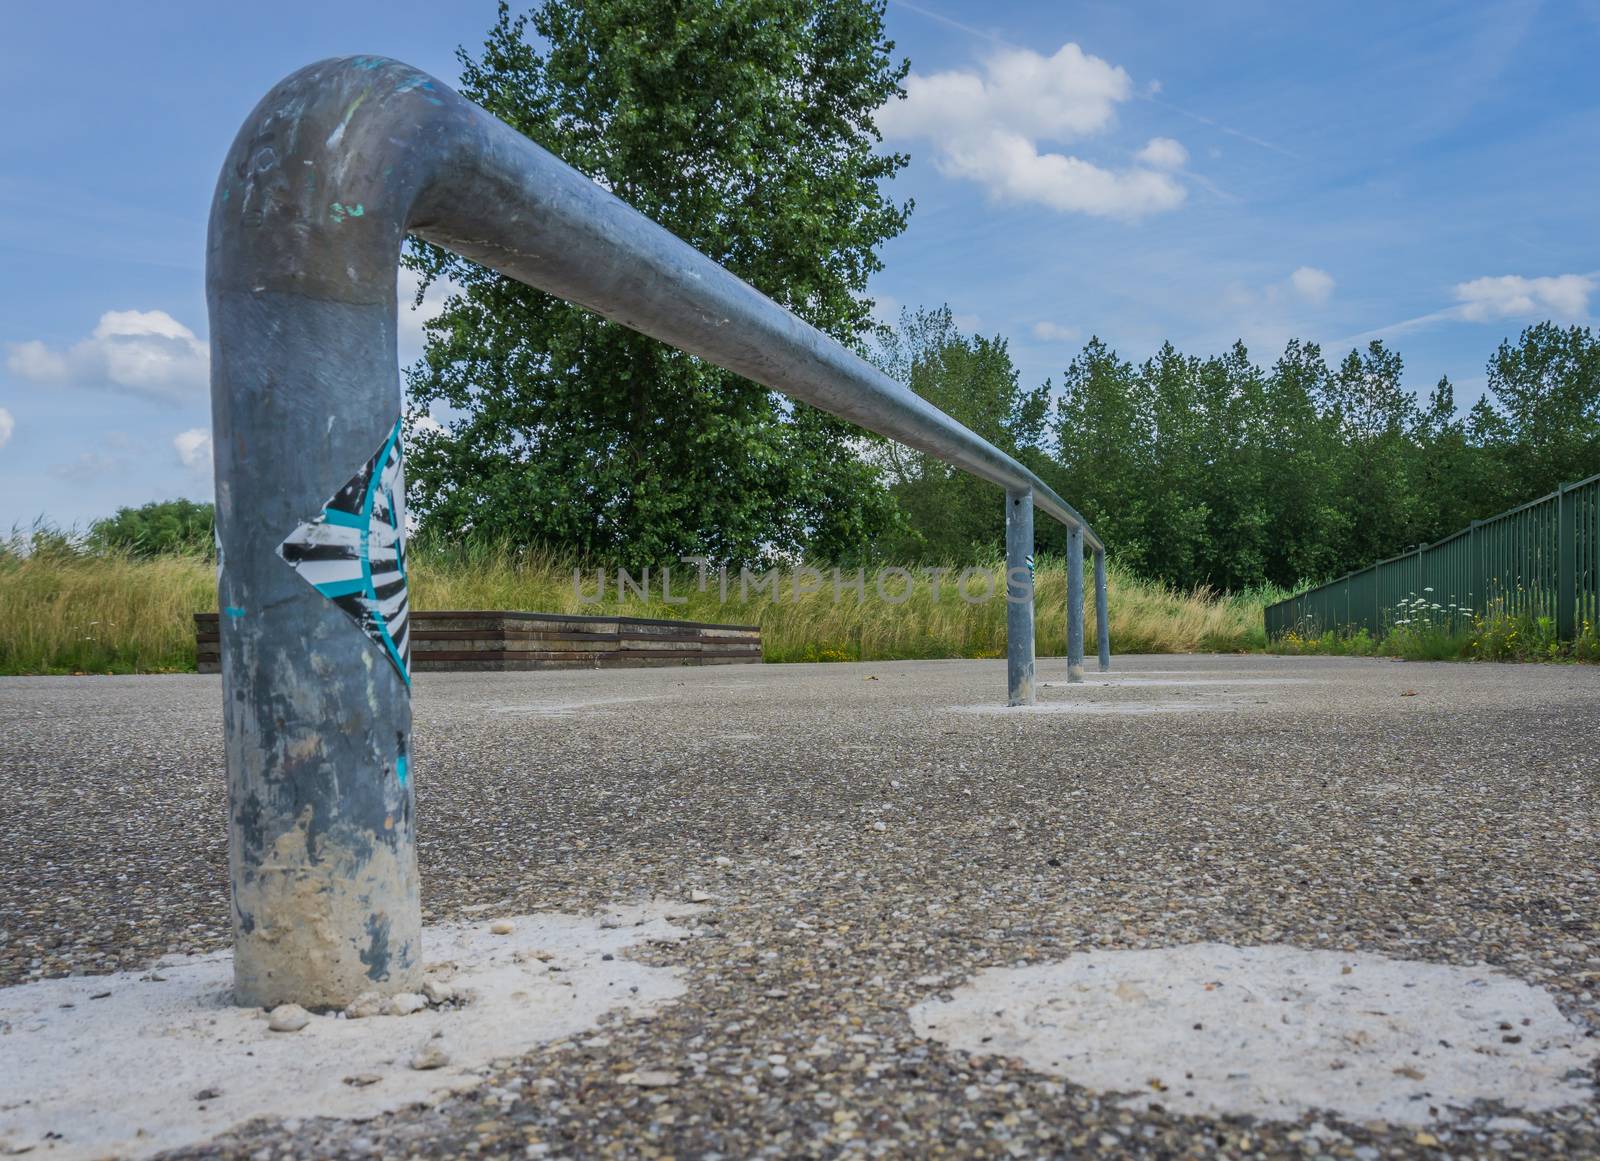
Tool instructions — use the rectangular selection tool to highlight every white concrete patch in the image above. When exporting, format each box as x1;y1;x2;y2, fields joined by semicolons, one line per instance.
489;695;666;716
954;701;1236;716
1064;669;1310;677
911;943;1596;1126
0;904;697;1161
1039;677;1317;687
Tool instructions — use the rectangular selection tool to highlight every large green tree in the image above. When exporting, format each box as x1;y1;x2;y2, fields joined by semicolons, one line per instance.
1052;337;1150;569
1260;340;1344;586
871;306;1049;560
1411;374;1477;541
406;0;911;565
1469;322;1600;510
1320;341;1424;569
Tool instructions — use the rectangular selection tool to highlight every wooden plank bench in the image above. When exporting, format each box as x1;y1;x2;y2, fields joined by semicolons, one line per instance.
195;610;762;673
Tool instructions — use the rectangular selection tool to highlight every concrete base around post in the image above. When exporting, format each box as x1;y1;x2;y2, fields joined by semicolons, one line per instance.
1095;548;1111;673
1067;526;1085;683
0;904;695;1161
1005;490;1036;706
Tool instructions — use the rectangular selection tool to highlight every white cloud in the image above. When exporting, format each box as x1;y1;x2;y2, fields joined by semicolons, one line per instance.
1235;267;1336;313
407;413;445;441
942;137;1187;219
1289;266;1335;307
878;43;1186;221
1347;271;1597;343
0;407;12;449
397;266;455;363
6;310;208;402
174;428;212;471
1031;321;1080;342
1135;137;1188;170
1194;268;1337;355
7;342;66;381
50;449;129;482
1454;274;1592;322
882;43;1131;140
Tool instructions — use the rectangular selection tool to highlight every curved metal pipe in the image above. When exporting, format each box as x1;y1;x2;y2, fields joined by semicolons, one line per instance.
208;57;1104;1005
211;57;1101;550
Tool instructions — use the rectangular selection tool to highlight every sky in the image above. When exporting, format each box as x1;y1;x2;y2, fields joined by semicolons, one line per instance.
2;0;1597;531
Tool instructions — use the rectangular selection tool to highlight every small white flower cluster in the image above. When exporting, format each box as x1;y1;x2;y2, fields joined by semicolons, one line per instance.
1391;589;1464;628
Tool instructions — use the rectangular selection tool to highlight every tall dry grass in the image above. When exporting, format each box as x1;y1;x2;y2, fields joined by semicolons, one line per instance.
411;541;1278;661
0;539;1278;674
0;548;216;674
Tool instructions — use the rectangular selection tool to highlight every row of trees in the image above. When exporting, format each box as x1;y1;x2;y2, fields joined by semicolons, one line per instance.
892;316;1600;591
72;314;1600;598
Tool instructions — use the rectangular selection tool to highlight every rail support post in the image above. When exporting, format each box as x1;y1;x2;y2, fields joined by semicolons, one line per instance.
1006;489;1036;706
1094;548;1111;672
209;63;425;1009
1067;525;1085;683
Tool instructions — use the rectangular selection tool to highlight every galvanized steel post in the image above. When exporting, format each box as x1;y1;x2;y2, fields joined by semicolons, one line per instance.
209;69;429;1010
1006;490;1036;706
1094;548;1111;672
1067;526;1085;683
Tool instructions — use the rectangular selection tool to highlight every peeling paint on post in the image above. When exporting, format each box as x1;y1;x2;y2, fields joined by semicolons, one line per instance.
1067;526;1085;683
1006;490;1036;706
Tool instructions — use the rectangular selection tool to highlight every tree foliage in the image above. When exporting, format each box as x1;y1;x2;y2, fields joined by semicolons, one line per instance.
868;307;1048;560
1469;322;1600;509
1047;324;1600;591
406;0;911;567
88;499;214;558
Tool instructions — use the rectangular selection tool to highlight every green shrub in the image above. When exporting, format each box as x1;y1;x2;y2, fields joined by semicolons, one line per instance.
89;499;214;558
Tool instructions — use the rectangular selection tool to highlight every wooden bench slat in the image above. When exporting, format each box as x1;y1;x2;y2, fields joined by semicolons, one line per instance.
196;610;762;670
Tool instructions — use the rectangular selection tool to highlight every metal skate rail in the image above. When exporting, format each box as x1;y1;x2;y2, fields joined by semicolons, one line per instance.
208;56;1109;1007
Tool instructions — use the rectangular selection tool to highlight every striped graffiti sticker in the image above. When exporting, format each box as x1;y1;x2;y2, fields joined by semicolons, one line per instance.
277;418;411;684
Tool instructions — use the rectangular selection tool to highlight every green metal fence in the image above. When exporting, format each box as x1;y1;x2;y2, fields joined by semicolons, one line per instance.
1264;471;1600;641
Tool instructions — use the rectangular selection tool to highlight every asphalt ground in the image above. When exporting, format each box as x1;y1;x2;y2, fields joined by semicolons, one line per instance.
2;654;1599;1158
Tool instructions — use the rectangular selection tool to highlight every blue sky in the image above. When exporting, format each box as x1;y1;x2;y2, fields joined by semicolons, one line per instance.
2;0;1597;531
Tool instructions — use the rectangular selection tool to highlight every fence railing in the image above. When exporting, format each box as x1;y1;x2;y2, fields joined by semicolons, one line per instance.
1264;471;1600;642
208;57;1107;1008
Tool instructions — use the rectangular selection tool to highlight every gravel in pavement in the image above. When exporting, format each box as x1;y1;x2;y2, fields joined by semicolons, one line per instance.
2;653;1598;1159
